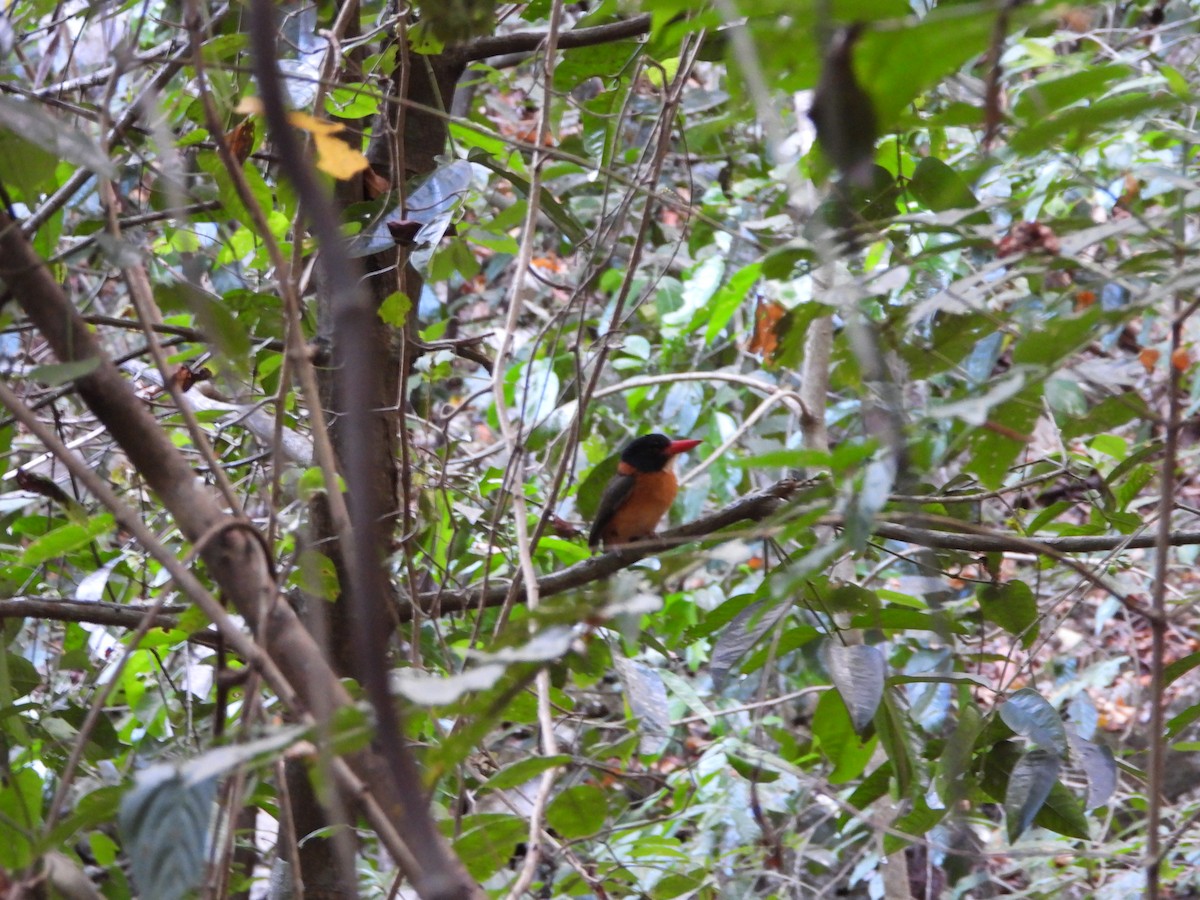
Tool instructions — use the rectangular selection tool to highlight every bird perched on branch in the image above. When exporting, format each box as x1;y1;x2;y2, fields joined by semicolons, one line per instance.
588;434;701;549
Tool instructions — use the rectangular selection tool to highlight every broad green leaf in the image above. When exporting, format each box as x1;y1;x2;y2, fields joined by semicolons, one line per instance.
118;766;218;900
1068;733;1116;810
1005;748;1060;842
824;641;885;734
546;784;608;838
325;82;382;118
21;514;114;566
553;41;642;91
0;765;40;868
709;597;791;690
0;131;56;201
884;796;944;856
1061;392;1149;441
812;687;877;784
29;358;101;385
1000;688;1069;757
451;814;527;881
1012;65;1132;121
378;291;412;327
0;96;115;178
1010;92;1178;155
908;157;981;214
482;755;572;791
979;581;1038;648
704;262;762;343
965;386;1044;490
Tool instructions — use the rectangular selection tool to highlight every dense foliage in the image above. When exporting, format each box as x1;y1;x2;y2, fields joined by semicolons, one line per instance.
1;1;1200;898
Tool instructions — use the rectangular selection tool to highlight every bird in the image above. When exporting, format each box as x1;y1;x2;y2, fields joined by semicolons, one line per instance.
588;434;702;549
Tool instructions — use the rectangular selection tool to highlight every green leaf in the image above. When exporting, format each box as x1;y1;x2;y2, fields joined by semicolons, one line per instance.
576;451;618;522
908;157;981;214
482;755;572;791
451;814;527;881
704;262;761;343
824;641;885;733
378;291;412;327
0;131;56;201
1165;650;1200;687
1012;308;1104;368
0;96;115;178
1010;91;1177;155
325;82;381;118
979;581;1038;649
118;766;218;900
0;765;41;868
1000;688;1069;757
553;41;642;91
965;386;1043;490
812;687;876;784
1012;65;1132;122
546;783;608;838
1060;392;1149;441
884;796;944;856
467;149;586;244
21;514;114;566
29;358;101;385
854;5;1017;130
1005;748;1060;842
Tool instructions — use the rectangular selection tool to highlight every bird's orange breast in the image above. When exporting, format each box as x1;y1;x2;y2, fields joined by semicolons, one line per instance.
599;468;679;545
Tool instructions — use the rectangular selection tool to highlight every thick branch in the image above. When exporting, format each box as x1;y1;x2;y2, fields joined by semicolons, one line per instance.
408;480;803;619
870;521;1200;554
0;597;187;628
409;481;1200;621
246;4;483;898
0;201;456;895
451;14;651;64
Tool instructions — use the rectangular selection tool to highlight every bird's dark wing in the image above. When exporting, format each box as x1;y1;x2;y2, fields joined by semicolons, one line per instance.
588;471;636;548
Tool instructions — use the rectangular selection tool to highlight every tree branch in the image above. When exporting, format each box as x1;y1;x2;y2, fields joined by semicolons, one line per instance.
409;482;1200;622
0;597;187;627
408;480;803;619
450;14;651;64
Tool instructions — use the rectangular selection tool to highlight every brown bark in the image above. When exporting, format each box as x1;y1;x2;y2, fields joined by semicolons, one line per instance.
0;207;484;899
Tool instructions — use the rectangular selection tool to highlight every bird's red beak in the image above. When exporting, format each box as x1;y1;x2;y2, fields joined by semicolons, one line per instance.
665;439;701;456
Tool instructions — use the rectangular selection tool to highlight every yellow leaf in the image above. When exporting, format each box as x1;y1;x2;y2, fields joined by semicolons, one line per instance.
232;100;368;180
286;110;343;136
308;129;370;179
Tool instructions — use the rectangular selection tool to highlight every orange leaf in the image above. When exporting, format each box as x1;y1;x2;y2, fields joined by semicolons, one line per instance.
224;118;254;164
747;299;786;364
1172;347;1191;371
1139;348;1160;372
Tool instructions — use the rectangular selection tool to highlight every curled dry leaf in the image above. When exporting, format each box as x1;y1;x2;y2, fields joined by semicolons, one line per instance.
224;118;254;164
746;298;786;365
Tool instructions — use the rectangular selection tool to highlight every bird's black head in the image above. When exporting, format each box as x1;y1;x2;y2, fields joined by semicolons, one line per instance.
619;434;701;472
